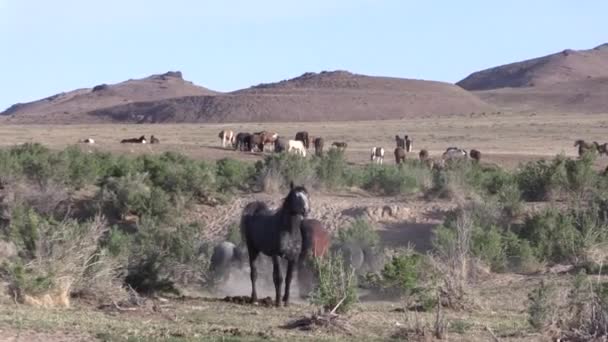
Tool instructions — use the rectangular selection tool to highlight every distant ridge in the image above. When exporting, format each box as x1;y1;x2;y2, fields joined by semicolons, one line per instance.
457;43;608;113
2;70;495;124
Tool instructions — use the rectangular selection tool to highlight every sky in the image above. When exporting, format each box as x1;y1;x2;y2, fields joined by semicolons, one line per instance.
0;0;606;111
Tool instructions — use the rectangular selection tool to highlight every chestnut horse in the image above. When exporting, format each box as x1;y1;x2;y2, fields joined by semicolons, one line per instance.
394;147;406;164
298;219;330;297
314;137;324;157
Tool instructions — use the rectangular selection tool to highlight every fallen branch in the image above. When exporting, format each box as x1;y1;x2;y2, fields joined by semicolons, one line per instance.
330;296;347;315
485;325;500;342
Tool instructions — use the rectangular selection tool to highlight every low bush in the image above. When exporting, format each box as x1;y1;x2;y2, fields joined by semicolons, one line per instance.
1;216;122;306
215;158;255;193
255;153;318;190
97;173;173;222
527;280;554;331
316;149;349;190
310;253;358;313
336;217;379;250
359;164;425;195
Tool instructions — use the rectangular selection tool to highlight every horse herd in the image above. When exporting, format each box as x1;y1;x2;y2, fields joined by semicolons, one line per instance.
219;130;485;168
574;139;608;157
219;130;347;158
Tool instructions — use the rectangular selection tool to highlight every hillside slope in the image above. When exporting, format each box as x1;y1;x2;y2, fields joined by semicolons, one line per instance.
3;71;495;123
458;44;608;91
1;71;218;123
89;71;495;123
458;44;608;113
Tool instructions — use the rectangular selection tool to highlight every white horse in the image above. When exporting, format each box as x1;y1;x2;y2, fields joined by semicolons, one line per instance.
405;137;413;153
218;130;235;148
370;147;384;164
287;140;307;157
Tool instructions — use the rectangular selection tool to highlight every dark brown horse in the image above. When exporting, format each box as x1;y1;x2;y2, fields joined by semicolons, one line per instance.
234;132;252;151
394;147;406;164
395;135;405;149
295;131;310;149
469;149;481;162
240;182;310;306
121;135;147;144
274;137;288;153
314;137;324;157
419;149;429;161
150;135;160;144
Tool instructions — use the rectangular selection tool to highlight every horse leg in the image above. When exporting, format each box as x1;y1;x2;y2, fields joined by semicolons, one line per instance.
272;255;283;307
248;249;259;302
283;259;295;306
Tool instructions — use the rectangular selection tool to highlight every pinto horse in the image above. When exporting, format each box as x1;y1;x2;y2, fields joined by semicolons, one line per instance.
219;130;235;148
241;182;311;306
371;147;385;164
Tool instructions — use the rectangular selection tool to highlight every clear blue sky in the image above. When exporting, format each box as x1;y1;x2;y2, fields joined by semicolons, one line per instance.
1;0;606;111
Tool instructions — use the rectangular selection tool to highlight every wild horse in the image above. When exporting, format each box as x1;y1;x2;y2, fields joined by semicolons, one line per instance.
240;182;310;306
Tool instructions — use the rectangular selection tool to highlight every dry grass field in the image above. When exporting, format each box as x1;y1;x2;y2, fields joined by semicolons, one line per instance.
1;112;607;169
1;112;608;342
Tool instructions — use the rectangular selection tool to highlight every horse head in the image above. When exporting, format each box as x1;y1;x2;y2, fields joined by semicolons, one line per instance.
285;182;310;217
574;139;584;147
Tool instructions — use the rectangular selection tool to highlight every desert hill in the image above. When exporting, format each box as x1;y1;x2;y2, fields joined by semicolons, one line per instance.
1;71;217;123
458;44;608;91
457;43;608;113
2;71;495;124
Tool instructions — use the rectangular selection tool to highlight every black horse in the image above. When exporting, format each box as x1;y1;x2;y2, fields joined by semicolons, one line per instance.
240;182;310;306
234;132;252;151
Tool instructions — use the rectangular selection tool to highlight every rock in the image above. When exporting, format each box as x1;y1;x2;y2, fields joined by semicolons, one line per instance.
0;241;17;260
548;264;574;274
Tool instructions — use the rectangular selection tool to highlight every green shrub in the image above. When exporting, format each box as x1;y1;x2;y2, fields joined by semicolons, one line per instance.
8;205;43;258
2;217;119;302
502;231;540;273
336;218;379;249
137;153;216;200
520;209;583;263
316;149;349;189
310;253;358;313
59;146;108;190
98;173;172;221
255;153;317;190
471;225;506;272
528;281;553;331
225;223;241;246
216;158;255;193
124;217;203;294
359;164;424;195
516;159;560;201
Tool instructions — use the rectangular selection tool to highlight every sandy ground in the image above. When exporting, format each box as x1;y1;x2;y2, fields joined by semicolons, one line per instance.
1;112;607;169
